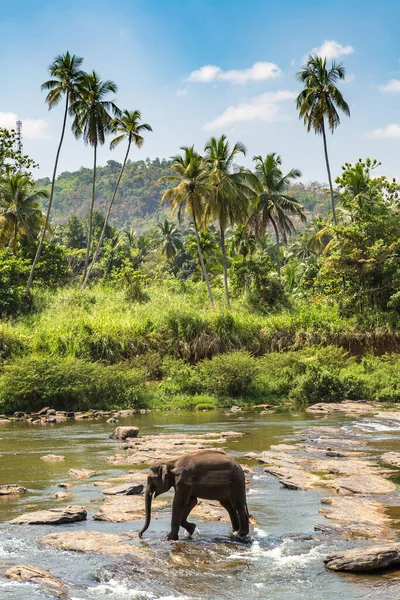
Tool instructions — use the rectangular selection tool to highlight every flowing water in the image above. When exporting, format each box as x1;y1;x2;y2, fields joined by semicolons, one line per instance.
0;410;399;599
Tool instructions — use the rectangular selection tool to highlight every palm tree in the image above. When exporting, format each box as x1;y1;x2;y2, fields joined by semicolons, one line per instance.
156;220;183;259
296;55;350;225
251;153;305;277
160;146;215;307
82;110;152;288
26;52;84;293
0;173;48;252
204;135;256;308
70;71;118;284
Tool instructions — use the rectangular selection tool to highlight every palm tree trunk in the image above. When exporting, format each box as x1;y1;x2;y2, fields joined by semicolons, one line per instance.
270;216;281;277
26;92;69;294
82;138;131;289
82;144;97;285
220;224;230;308
193;217;214;308
321;119;337;226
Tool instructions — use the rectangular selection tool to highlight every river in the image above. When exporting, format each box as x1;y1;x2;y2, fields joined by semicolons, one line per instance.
0;410;399;599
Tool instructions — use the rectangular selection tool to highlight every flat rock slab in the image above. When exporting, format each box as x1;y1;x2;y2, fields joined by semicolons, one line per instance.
38;530;148;559
102;483;144;496
324;544;400;572
110;426;139;440
68;469;96;480
307;401;380;415
329;474;397;495
0;485;27;495
381;452;400;469
93;495;167;522
41;455;65;462
10;505;87;525
5;564;67;597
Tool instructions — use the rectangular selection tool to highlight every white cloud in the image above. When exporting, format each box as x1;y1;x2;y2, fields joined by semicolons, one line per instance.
380;79;400;93
188;61;281;85
203;90;296;131
0;112;49;140
368;124;400;139
310;40;354;60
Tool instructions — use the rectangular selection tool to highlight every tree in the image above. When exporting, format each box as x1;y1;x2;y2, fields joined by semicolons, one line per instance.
82;110;152;288
26;51;84;293
204;135;256;308
64;214;86;249
70;71;118;284
0;128;38;176
160;146;215;307
0;173;48;252
296;55;350;225
156;220;183;259
251;153;305;277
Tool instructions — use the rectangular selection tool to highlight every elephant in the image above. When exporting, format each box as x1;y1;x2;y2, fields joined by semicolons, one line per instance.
139;449;250;540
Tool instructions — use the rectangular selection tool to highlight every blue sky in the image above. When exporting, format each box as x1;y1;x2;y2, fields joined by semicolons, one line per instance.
2;0;400;183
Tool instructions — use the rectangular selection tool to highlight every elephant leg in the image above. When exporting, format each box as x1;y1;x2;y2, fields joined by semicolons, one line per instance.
220;499;240;533
166;489;190;540
181;496;197;536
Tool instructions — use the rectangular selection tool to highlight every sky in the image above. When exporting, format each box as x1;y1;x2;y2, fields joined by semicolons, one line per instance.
2;0;400;183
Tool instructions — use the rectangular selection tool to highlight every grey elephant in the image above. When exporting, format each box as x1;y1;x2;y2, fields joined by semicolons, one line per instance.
139;449;250;540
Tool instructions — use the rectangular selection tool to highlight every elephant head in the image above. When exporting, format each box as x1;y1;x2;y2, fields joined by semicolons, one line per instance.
139;461;175;538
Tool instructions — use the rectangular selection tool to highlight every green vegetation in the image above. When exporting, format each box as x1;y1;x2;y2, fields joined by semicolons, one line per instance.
1;51;400;413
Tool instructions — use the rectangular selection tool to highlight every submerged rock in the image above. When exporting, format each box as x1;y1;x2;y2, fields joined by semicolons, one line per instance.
381;452;400;469
0;484;27;495
5;564;67;597
110;426;139;440
324;544;400;572
38;530;149;558
10;505;87;525
40;454;65;462
68;469;96;480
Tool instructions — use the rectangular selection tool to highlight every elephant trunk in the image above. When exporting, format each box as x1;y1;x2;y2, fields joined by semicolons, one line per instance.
138;485;153;538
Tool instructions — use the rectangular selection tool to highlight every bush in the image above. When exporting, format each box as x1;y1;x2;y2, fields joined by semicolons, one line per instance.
0;356;147;413
0;249;31;317
198;351;260;397
289;367;344;407
0;323;26;359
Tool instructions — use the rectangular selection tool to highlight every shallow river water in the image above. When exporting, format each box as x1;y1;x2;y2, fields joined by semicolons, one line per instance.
0;410;399;600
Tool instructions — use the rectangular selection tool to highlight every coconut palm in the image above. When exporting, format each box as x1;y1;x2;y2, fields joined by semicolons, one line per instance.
70;71;119;284
160;146;215;307
0;173;48;252
82;110;152;288
204;135;256;308
156;220;183;259
296;55;350;225
251;153;305;277
26;51;84;293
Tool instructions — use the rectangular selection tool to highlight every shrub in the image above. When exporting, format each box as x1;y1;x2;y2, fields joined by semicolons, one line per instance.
0;249;31;317
0;323;26;359
0;356;147;413
198;351;260;397
289;366;344;407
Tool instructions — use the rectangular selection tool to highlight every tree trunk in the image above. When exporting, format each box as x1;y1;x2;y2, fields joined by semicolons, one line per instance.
82;144;97;285
321;119;337;226
193;217;214;308
26;92;69;294
270;216;281;277
82;138;131;289
220;224;230;308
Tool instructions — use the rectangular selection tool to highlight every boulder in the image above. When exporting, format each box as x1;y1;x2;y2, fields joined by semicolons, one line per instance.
0;484;27;495
110;426;139;440
54;492;72;501
0;418;10;424
5;564;67;597
106;417;118;423
10;505;87;525
102;483;144;496
324;544;400;572
41;454;65;462
68;469;96;480
38;530;148;558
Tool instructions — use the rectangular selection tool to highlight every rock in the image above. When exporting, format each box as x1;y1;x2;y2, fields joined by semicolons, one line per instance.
324;544;400;572
230;406;242;412
5;564;67;597
115;409;136;417
0;484;27;495
106;417;118;423
0;418;10;424
57;482;72;488
41;454;65;462
110;426;139;440
102;483;144;495
14;411;26;418
381;452;400;469
307;401;380;415
93;495;166;522
54;492;72;501
10;505;87;525
68;469;96;480
38;530;148;558
328;474;397;495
